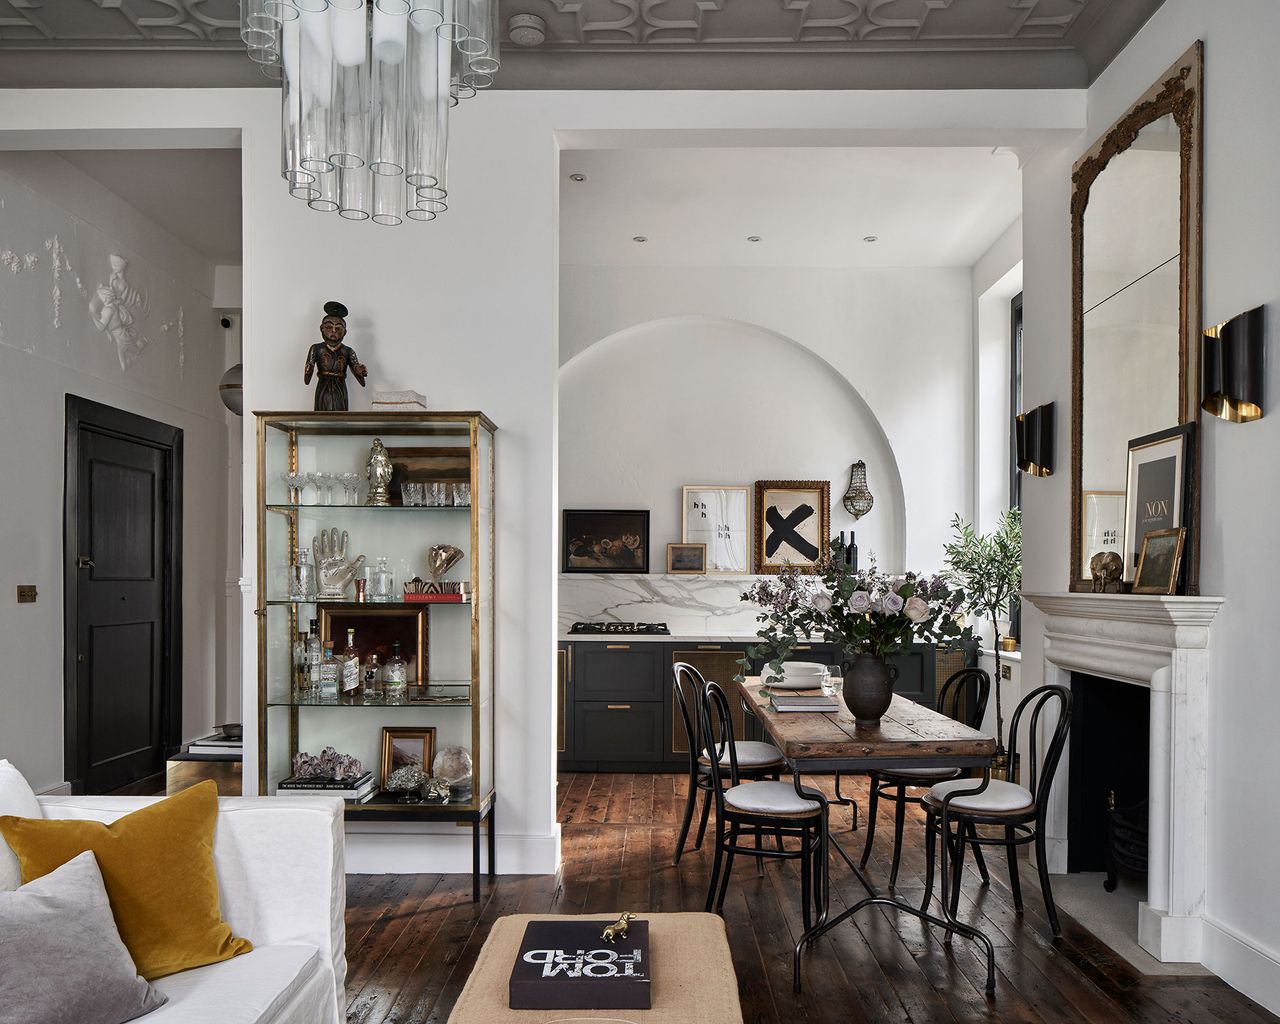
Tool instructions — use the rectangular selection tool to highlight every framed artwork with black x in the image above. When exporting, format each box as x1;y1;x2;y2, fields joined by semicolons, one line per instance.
753;480;830;575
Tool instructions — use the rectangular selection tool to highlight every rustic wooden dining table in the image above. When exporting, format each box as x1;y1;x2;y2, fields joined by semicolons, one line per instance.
735;677;1000;994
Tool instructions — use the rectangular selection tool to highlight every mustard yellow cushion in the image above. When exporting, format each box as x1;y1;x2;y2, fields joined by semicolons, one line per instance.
0;780;252;979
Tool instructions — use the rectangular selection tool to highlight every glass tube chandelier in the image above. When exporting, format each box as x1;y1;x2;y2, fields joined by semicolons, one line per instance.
239;0;499;225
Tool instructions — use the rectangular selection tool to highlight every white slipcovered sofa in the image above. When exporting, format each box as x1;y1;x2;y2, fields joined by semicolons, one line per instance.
35;794;347;1024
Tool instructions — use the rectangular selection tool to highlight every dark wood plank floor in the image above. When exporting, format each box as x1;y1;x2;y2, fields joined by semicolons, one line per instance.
344;772;1279;1024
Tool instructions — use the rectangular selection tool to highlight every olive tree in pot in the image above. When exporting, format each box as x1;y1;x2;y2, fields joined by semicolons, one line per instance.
942;507;1022;773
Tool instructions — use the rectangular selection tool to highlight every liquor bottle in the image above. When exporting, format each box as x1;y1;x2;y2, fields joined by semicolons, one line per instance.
342;628;360;693
292;631;308;699
361;653;382;703
305;619;322;697
367;556;394;603
318;642;339;702
383;640;408;704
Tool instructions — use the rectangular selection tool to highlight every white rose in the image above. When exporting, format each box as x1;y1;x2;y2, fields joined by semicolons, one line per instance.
903;596;930;623
811;591;833;613
848;590;872;614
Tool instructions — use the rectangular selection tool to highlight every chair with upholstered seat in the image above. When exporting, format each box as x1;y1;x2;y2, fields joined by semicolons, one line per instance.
701;680;829;930
858;667;991;890
920;683;1072;936
672;662;785;865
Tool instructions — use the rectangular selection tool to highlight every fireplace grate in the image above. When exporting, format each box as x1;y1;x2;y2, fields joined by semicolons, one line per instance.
1104;792;1149;893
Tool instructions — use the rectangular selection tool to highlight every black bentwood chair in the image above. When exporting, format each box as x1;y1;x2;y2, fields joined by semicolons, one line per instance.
859;667;992;890
672;663;786;866
701;681;830;929
920;684;1073;937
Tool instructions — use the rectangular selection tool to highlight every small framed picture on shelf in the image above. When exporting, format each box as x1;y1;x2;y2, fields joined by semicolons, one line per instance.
320;605;427;683
754;480;830;575
1132;527;1187;595
385;446;471;506
1123;424;1194;583
1081;490;1125;578
561;509;650;574
379;726;437;792
682;485;750;574
666;542;707;575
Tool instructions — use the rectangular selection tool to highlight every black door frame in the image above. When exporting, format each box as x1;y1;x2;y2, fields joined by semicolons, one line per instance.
64;395;184;792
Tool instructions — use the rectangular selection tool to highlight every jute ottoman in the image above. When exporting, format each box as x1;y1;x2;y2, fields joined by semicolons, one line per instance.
447;913;744;1024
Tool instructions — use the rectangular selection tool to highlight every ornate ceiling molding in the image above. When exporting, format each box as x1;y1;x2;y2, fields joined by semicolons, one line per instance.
0;0;240;46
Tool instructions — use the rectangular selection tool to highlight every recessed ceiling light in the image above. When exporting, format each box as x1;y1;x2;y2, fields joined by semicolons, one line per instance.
632;235;648;243
568;173;586;182
747;235;762;243
863;235;879;243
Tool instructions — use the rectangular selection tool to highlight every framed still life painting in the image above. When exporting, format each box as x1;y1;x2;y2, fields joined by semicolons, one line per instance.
754;480;830;575
681;485;749;574
1123;424;1194;584
561;509;650;574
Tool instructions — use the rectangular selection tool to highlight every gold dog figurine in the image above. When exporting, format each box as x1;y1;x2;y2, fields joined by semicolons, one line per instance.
600;912;636;944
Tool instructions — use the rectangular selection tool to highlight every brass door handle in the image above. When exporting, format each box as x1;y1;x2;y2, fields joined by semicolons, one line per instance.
606;704;631;710
77;555;95;569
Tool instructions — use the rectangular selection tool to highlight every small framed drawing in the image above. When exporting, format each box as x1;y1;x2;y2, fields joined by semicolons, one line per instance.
754;480;830;575
379;726;436;792
666;543;707;574
1081;490;1125;578
562;510;650;574
1133;527;1187;595
681;485;749;574
1123;424;1194;583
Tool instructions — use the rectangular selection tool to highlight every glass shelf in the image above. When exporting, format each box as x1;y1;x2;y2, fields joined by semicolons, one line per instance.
264;599;471;608
268;683;472;708
266;503;470;512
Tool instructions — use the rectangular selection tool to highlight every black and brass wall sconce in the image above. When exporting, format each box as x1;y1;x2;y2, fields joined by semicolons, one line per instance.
1203;305;1264;422
1015;402;1055;477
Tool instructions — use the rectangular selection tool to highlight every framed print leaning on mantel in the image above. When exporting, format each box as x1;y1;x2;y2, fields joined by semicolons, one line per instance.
682;485;749;574
1081;490;1125;578
1123;424;1194;584
754;480;830;575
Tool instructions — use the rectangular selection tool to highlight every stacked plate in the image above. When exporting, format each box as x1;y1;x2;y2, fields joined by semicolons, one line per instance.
763;661;829;691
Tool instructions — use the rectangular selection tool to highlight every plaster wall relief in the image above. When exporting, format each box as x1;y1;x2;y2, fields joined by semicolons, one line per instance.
0;165;218;413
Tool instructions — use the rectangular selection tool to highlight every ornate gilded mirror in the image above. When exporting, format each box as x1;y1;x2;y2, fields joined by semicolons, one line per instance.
1070;42;1203;594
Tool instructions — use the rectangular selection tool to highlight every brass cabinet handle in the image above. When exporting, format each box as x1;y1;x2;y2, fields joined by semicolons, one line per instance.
606;704;631;710
697;644;722;650
606;644;631;650
795;645;812;651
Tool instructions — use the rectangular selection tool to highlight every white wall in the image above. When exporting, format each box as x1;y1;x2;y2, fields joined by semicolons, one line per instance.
1020;0;1280;1008
0;85;1083;872
0;152;228;793
561;264;975;573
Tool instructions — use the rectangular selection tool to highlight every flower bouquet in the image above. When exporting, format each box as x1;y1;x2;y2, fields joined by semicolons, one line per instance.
738;540;972;726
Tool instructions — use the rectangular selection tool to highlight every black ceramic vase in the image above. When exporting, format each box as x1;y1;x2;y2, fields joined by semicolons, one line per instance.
842;654;898;728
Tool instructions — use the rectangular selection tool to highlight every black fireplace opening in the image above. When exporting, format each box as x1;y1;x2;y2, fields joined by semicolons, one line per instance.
1066;672;1150;876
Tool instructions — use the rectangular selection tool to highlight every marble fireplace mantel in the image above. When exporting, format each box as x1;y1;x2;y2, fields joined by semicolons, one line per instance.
1022;592;1223;964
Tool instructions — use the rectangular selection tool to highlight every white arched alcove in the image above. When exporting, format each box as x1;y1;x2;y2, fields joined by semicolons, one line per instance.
559;315;906;574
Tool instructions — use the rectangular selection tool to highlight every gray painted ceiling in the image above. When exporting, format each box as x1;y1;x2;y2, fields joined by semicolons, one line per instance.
0;0;1164;90
57;148;243;264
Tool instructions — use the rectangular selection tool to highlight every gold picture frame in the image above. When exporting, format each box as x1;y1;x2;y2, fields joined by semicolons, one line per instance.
379;726;437;791
666;542;706;575
753;480;830;575
1133;527;1186;595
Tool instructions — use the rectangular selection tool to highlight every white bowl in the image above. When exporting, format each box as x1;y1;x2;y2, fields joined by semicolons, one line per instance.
782;661;827;676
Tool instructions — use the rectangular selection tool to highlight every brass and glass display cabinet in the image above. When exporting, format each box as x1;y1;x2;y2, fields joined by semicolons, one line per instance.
254;411;496;900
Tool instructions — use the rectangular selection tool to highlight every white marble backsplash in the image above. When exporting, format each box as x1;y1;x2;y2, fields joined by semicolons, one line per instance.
559;573;769;635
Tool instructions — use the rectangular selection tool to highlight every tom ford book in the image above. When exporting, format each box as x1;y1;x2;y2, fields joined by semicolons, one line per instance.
509;919;651;1010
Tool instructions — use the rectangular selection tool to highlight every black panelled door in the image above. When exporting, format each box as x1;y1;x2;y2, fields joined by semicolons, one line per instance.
65;397;182;793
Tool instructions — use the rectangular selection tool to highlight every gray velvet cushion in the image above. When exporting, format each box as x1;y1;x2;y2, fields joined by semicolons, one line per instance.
0;851;167;1024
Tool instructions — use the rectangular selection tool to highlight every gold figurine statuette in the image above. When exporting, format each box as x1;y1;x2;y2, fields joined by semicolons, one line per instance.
600;912;636;944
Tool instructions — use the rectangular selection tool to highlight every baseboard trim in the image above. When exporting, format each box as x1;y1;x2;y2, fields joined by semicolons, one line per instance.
1203;915;1280;1016
344;824;561;875
37;781;73;796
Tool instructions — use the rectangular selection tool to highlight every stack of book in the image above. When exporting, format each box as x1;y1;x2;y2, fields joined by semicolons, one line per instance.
768;692;840;713
276;771;377;802
186;733;243;757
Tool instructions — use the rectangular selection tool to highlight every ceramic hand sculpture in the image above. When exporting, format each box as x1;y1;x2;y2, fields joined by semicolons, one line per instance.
312;527;366;599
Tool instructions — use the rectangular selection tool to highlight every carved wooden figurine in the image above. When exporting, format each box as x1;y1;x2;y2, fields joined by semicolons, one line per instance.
303;300;368;411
